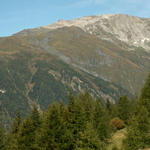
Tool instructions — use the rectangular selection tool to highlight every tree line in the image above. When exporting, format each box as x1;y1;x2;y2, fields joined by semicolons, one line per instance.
0;73;150;150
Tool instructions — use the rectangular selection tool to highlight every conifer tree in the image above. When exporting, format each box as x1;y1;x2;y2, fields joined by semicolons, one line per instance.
106;99;112;114
67;93;88;148
15;108;41;150
11;112;22;134
124;73;150;149
105;99;118;119
38;103;70;150
93;100;110;141
140;73;150;100
124;105;150;150
137;98;150;116
75;123;103;150
6;112;22;150
30;106;41;130
16;117;35;150
77;92;95;121
117;96;132;124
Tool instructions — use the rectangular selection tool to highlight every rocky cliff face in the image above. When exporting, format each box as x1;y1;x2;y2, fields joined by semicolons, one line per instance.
40;14;150;51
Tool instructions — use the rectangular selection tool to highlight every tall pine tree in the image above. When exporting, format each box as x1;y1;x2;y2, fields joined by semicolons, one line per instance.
117;96;132;124
124;105;150;150
93;100;110;141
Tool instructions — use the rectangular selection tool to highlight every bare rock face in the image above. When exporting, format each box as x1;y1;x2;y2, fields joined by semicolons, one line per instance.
42;14;150;52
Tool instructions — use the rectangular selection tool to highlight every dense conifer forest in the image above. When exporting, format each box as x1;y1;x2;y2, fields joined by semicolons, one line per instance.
0;73;150;150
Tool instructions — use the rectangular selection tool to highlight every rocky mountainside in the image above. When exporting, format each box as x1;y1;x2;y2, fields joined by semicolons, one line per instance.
0;14;150;126
0;31;130;127
42;14;150;51
17;14;150;94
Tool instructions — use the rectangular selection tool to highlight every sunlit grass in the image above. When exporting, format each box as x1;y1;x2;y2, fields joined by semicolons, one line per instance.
107;128;127;150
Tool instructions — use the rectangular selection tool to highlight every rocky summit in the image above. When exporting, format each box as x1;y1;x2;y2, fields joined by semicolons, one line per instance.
42;14;150;51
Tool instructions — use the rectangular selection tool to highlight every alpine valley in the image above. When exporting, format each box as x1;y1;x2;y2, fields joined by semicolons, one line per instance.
1;14;150;126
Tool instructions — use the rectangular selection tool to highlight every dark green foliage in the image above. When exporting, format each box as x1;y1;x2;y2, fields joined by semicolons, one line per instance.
124;106;150;150
11;112;22;134
93;100;110;141
66;94;88;149
140;73;150;100
106;99;112;114
5;112;22;150
123;74;150;149
0;58;31;127
105;101;118;119
17;118;35;150
137;98;150;117
37;103;70;150
117;96;133;124
0;49;133;127
1;71;150;150
30;106;41;130
2;92;111;150
75;123;103;150
0;125;6;150
112;146;119;150
94;78;132;100
14;108;41;150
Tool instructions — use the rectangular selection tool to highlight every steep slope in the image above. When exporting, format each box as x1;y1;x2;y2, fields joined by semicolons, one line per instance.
1;14;150;126
0;36;130;127
30;14;150;51
16;21;150;94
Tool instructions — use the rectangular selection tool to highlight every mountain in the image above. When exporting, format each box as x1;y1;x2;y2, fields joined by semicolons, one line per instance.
17;14;150;94
0;14;150;126
46;14;150;50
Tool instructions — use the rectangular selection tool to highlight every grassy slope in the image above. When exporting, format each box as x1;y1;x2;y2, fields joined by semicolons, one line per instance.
107;129;127;150
107;129;150;150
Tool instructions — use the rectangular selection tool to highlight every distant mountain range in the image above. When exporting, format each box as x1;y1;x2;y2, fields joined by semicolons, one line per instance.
0;14;150;126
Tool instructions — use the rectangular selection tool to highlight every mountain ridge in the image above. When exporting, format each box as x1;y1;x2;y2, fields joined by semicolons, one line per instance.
0;30;132;127
15;23;150;94
18;14;150;52
1;14;150;126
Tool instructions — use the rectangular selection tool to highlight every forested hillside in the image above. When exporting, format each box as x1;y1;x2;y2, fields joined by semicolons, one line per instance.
1;14;150;149
1;14;150;127
0;36;131;127
1;73;150;150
